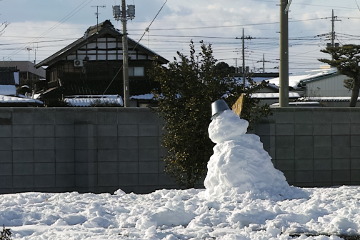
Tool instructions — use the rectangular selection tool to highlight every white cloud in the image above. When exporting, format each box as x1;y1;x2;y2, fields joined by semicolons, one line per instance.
1;21;85;61
0;0;358;71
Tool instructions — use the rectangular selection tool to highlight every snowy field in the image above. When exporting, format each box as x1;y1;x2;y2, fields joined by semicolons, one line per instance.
1;186;360;240
2;105;359;239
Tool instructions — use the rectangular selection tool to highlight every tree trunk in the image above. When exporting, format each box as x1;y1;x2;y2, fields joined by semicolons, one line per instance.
350;79;360;107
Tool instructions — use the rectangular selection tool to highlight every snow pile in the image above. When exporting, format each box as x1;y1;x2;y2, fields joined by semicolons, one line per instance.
2;187;360;239
204;110;294;198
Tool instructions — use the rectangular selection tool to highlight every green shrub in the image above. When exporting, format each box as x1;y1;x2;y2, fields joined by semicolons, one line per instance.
151;41;270;188
0;226;12;240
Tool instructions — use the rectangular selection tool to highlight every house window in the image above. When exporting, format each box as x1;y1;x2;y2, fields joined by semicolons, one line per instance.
129;67;144;77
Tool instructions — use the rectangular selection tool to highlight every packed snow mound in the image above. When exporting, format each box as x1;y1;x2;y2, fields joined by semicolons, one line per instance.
208;110;249;143
205;109;291;197
4;187;360;239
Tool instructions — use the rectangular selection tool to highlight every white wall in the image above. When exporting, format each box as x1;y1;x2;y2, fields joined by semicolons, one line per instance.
305;75;350;97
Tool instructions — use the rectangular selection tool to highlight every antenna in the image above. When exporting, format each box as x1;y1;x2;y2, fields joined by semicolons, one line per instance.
92;5;106;31
26;47;32;62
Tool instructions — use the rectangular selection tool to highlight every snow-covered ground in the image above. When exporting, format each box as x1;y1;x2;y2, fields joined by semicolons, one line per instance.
1;187;360;240
2;102;359;239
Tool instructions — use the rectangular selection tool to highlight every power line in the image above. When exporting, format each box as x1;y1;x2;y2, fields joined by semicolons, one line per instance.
102;0;168;96
130;17;330;32
135;0;168;46
355;0;360;12
5;0;93;59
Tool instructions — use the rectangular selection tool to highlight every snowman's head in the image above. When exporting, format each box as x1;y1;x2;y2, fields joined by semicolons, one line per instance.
208;110;249;143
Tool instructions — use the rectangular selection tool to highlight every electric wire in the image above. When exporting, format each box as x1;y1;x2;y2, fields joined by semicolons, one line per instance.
2;1;358;72
355;0;360;12
102;0;168;96
5;0;93;59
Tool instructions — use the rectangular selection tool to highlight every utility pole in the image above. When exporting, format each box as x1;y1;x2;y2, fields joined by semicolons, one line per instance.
279;0;289;107
242;28;246;85
121;0;130;107
257;54;267;73
92;5;106;32
235;29;252;85
113;1;135;107
330;9;340;47
234;58;238;73
331;9;335;47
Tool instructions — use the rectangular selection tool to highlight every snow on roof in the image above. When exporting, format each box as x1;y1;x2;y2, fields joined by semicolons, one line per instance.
271;101;322;107
0;85;17;95
0;94;43;104
302;96;360;102
130;94;154;100
251;92;300;99
267;68;338;89
64;95;123;107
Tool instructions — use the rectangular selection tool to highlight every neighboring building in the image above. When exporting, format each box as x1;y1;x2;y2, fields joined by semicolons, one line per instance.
297;69;349;98
251;92;301;106
244;78;301;106
266;67;355;107
0;61;46;95
0;67;19;96
35;20;168;106
0;67;43;106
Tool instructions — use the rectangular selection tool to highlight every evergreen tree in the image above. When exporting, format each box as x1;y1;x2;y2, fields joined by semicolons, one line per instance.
151;41;270;187
319;44;360;107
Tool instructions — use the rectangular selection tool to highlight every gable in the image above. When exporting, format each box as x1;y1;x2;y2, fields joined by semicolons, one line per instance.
35;20;168;68
64;36;155;62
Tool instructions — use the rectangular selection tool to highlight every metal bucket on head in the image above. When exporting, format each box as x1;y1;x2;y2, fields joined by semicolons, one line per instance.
211;99;230;120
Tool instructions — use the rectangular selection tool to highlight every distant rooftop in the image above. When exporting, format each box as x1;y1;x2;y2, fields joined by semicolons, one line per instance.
267;68;338;89
0;61;46;78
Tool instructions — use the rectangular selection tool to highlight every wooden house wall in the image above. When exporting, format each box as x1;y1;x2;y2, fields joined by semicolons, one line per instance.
64;37;151;62
41;31;163;99
47;60;156;96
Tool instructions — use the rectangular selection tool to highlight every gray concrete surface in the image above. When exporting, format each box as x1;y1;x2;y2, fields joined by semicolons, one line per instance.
0;107;359;194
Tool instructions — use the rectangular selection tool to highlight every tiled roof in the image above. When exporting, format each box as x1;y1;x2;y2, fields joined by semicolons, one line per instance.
35;20;168;68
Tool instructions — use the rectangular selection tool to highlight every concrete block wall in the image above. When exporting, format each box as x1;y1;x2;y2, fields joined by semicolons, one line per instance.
0;107;178;194
1;107;360;194
254;107;360;187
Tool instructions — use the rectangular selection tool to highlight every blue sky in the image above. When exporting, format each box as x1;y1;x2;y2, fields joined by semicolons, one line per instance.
0;0;359;72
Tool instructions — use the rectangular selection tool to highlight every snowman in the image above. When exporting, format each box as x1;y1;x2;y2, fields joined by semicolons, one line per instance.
204;99;291;198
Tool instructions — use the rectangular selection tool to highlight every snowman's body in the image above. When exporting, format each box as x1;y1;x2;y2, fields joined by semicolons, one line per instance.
204;110;290;197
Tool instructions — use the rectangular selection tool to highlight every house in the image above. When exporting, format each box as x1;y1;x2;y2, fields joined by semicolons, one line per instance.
0;61;46;95
242;79;301;106
266;67;353;107
0;67;43;106
0;67;18;96
35;20;168;106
